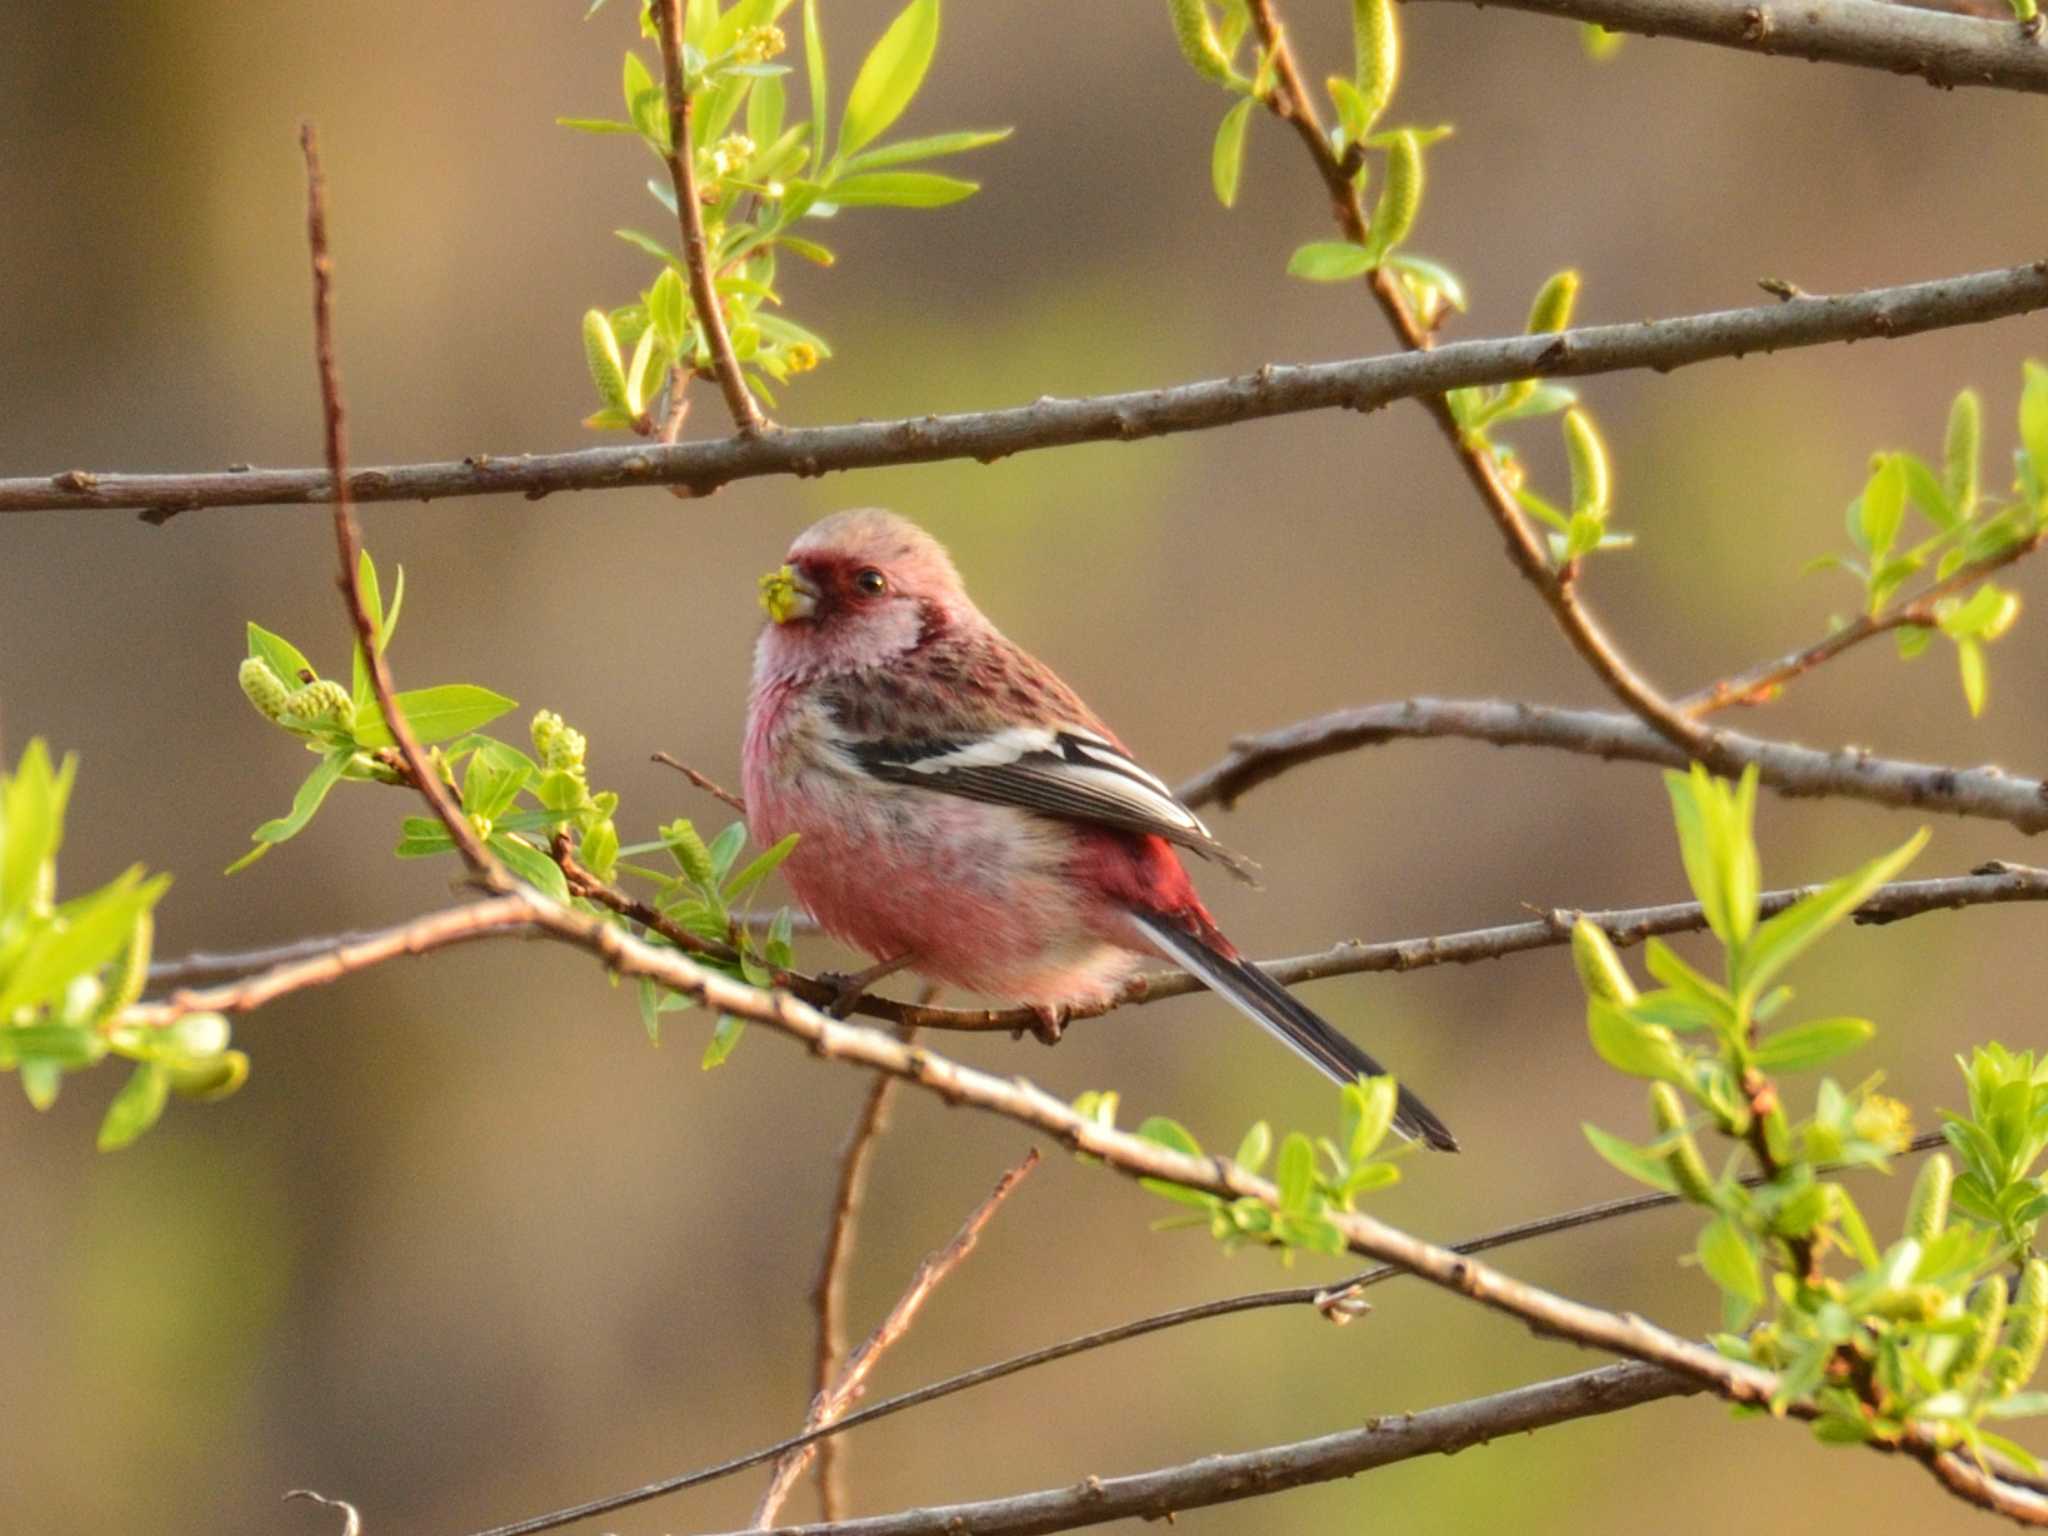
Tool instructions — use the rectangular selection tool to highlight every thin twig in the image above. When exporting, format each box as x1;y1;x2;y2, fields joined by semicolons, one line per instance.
1247;0;1720;766
9;262;2046;519
1408;0;2048;94
284;1490;364;1536
1179;695;2048;831
299;123;502;886
462;1132;1955;1536
1682;528;2048;715
465;901;2048;1529
654;751;749;813
806;1026;917;1522
754;1151;1039;1527
654;0;766;436
126;897;538;1027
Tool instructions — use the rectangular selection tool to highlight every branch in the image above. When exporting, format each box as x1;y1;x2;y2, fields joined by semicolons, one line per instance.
713;1362;1700;1536
654;0;767;436
1682;526;2048;715
806;1038;913;1522
127;897;537;1026
1179;696;2048;832
6;261;2043;518
754;1152;1038;1528
299;123;503;886
861;861;2048;1034
1248;1;1724;766
1408;0;2048;94
654;751;750;813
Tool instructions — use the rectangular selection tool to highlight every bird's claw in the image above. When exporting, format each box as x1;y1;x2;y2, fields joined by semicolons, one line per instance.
1024;1003;1069;1046
816;970;867;1020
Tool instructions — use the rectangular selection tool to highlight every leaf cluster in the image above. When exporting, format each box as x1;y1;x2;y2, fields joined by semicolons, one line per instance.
1811;365;2048;715
1;740;242;1149
1575;764;2048;1464
1076;1076;1404;1261
567;0;1006;426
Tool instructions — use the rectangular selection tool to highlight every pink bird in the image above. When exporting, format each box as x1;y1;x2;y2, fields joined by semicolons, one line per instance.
743;509;1457;1151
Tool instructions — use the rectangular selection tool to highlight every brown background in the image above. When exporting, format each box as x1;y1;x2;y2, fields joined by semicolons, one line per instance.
4;3;2048;1533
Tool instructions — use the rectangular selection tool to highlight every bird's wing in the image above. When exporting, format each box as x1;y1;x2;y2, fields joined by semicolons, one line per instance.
844;725;1261;883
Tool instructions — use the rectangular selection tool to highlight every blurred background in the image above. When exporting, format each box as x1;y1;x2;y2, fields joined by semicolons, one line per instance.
4;2;2048;1532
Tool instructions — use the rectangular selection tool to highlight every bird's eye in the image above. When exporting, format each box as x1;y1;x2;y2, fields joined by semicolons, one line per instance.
854;567;888;596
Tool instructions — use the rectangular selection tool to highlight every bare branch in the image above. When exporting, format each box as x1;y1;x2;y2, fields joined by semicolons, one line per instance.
299;123;503;887
1409;0;2048;95
807;1036;913;1522
716;1363;1699;1536
654;0;767;436
1179;696;2048;831
127;898;537;1027
867;862;2048;1034
754;1152;1039;1527
654;751;750;814
7;262;2043;519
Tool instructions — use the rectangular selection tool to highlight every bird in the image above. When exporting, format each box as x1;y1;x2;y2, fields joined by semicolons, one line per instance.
742;508;1458;1151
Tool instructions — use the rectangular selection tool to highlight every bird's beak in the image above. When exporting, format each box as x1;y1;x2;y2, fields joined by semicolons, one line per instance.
759;564;820;624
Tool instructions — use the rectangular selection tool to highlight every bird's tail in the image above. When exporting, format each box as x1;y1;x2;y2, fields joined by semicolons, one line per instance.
1133;912;1460;1152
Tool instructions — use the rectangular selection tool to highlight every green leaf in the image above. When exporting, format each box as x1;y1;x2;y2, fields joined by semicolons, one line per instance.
648;266;689;353
1698;1214;1764;1308
1;739;74;918
837;0;939;160
1234;1120;1272;1173
1587;999;1687;1081
1582;1122;1679;1193
1286;240;1374;282
838;127;1010;174
2020;361;2048;492
246;622;315;693
1343;1076;1398;1163
1210;97;1252;208
615;227;684;267
702;1014;745;1068
0;869;168;1017
1385;252;1467;312
351;685;518;750
486;833;570;900
623;48;665;143
1736;828;1927;1004
1136;1114;1202;1159
20;1058;62;1110
558;116;637;134
1276;1130;1316;1211
723;832;799;901
707;821;749;883
1858;454;1908;564
97;1061;170;1151
1753;1016;1875;1073
229;751;351;873
1957;635;1988;717
804;0;828;176
820;171;977;207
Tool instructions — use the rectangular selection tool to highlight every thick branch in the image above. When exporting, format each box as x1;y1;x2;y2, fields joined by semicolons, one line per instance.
1408;0;2048;95
654;0;766;436
6;262;2044;518
1180;696;2048;831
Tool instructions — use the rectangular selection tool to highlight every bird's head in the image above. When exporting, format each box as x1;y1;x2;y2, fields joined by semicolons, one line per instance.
755;509;971;675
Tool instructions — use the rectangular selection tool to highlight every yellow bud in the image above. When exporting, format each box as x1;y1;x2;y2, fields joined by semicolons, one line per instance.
1366;130;1421;264
735;23;786;63
1959;1275;2009;1380
582;308;631;413
1996;1259;2048;1393
786;342;820;374
1650;1082;1716;1204
1571;919;1637;1007
1352;0;1399;132
1852;1091;1914;1153
1168;0;1240;89
1563;408;1612;519
1903;1153;1953;1244
283;679;355;729
238;657;291;721
169;1048;249;1102
1526;269;1581;335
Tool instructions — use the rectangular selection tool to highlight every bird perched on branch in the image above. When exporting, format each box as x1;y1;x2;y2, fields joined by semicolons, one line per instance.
743;509;1457;1151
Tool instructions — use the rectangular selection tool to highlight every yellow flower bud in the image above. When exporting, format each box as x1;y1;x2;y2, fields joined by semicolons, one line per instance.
1352;0;1399;133
1168;0;1240;89
239;657;291;721
1903;1153;1952;1244
735;23;786;64
1571;919;1637;1007
283;679;354;729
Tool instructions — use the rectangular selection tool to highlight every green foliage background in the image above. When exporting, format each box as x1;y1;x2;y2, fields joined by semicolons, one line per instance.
3;3;2048;1533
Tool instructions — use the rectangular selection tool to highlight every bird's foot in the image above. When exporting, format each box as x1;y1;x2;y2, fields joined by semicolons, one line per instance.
815;951;917;1020
1022;1003;1069;1047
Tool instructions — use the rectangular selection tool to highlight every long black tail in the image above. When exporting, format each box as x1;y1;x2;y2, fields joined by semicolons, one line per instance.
1134;913;1460;1152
